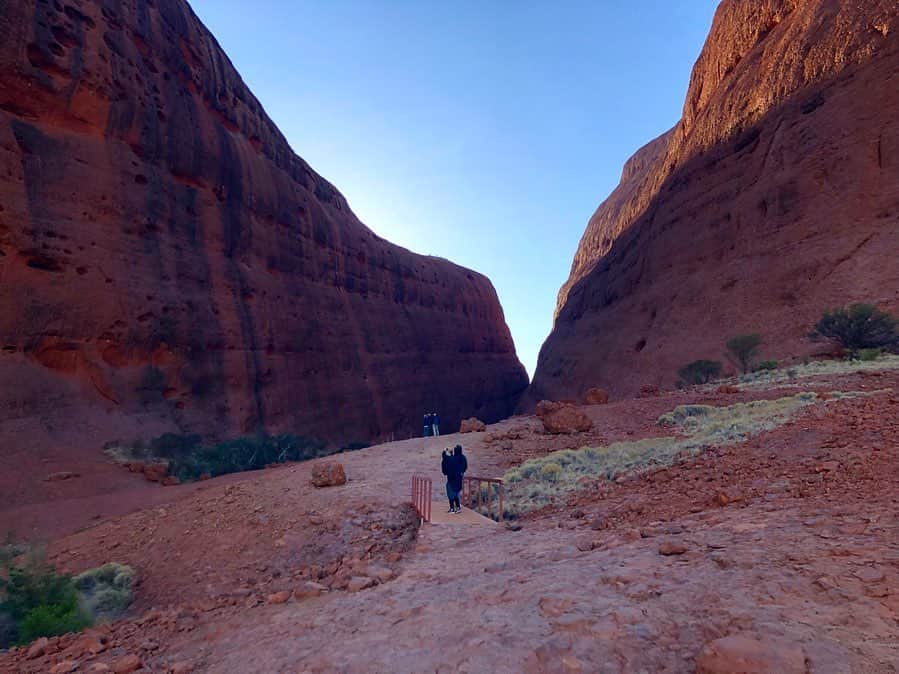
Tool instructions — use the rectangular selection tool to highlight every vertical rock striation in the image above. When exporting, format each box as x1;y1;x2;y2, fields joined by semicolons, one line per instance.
0;0;528;447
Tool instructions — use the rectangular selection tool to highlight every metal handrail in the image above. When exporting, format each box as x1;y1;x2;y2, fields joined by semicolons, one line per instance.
461;475;504;522
411;474;432;523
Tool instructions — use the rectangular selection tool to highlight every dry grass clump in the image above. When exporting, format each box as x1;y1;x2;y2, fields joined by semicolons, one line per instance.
732;354;899;389
501;392;823;517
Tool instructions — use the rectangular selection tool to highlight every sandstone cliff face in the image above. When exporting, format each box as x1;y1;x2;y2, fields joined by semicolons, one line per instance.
0;0;527;448
531;0;899;404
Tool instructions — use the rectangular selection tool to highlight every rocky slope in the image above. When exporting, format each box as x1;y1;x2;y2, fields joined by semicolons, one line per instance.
531;0;899;404
3;365;897;672
0;0;528;451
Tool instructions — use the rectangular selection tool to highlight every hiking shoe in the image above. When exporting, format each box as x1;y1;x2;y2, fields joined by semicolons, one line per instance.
447;508;454;513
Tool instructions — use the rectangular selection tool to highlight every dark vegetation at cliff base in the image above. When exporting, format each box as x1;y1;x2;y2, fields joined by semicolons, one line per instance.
677;304;897;388
810;303;898;357
106;433;370;483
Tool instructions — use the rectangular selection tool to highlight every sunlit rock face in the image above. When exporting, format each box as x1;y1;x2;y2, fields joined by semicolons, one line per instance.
526;0;899;406
0;0;528;446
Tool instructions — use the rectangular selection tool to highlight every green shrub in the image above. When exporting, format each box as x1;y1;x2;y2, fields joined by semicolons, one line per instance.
677;360;722;387
810;304;897;357
149;433;203;459
754;360;778;371
73;563;135;621
540;463;562;482
0;552;91;647
857;348;882;362
658;405;714;427
17;602;89;644
110;433;332;482
726;334;762;374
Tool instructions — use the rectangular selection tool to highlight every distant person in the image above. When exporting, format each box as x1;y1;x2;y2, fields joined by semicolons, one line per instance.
441;444;468;513
432;412;440;437
423;413;432;437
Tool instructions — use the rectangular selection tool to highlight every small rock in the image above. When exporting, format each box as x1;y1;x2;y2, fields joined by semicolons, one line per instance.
658;540;688;556
368;566;394;583
112;654;143;674
294;581;327;599
696;634;807;673
141;463;168;483
815;576;838;591
576;538;598;552
310;461;347;488
27;636;50;659
459;417;487;433
50;661;79;674
815;460;840;473
347;576;376;592
161;475;180;487
583;387;610;405
588;516;606;530
505;521;522;532
561;654;584;671
715;488;742;506
267;590;291;605
89;665;112;673
619;528;641;542
71;635;106;656
170;662;194;674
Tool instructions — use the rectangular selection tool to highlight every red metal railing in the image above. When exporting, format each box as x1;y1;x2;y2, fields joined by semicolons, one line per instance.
411;474;432;523
462;476;504;522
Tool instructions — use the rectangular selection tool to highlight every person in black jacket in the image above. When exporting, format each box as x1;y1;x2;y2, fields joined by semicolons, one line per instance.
441;445;468;513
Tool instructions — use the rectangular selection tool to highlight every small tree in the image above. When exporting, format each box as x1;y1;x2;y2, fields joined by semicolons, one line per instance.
677;360;722;387
810;304;897;357
726;334;763;374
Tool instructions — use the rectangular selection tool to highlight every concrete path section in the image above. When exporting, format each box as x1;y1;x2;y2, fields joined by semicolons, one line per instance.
428;502;501;527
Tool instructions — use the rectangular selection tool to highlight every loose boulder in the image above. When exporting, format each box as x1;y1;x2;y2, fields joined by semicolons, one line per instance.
535;401;593;434
459;417;487;433
583;387;610;405
311;461;347;488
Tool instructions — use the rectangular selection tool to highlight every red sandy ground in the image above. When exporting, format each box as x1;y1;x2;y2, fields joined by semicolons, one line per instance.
1;369;897;672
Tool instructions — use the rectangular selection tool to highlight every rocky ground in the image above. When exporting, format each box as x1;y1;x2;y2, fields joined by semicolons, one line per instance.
1;367;897;673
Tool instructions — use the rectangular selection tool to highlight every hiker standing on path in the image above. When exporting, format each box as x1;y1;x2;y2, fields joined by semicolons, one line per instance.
441;444;468;513
423;413;432;437
432;412;440;437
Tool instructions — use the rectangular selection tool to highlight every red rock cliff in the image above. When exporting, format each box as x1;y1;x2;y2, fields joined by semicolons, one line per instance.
530;0;899;404
0;0;528;447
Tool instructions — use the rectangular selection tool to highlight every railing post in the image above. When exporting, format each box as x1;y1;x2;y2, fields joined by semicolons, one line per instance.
487;480;492;519
498;484;504;523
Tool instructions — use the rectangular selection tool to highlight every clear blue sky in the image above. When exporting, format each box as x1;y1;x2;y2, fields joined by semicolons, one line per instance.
190;0;719;378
